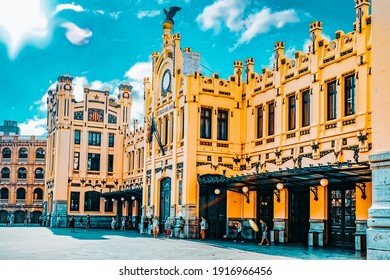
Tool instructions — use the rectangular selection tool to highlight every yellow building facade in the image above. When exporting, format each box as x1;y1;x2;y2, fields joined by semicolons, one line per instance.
143;0;373;250
43;0;382;253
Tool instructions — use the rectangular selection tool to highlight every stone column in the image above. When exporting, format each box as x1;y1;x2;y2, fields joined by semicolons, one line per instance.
271;218;287;243
308;219;327;246
367;0;390;259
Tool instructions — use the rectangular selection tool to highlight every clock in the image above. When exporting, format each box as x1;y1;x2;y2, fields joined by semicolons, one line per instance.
162;69;171;97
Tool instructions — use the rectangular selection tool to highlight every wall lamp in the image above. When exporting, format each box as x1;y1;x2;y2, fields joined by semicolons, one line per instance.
121;197;125;207
356;182;367;200
274;183;284;203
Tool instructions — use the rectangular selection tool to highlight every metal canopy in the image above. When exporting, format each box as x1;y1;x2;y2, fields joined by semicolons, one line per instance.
198;161;371;192
100;188;142;201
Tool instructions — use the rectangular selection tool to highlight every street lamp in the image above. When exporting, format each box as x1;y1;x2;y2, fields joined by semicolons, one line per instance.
214;188;221;195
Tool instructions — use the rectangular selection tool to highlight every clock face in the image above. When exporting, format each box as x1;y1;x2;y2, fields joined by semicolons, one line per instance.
162;69;171;96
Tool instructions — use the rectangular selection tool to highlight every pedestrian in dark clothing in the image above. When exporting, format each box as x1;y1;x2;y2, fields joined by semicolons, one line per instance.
69;215;75;232
233;221;244;243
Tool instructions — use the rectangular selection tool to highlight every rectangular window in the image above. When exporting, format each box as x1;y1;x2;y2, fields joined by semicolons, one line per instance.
257;106;263;138
108;133;114;147
268;102;275;136
344;75;356;116
181;108;185;140
288;95;296;131
104;197;113;212
164;116;169;145
147;185;151;206
178;180;183;206
88;132;101;146
327;81;337;120
217;110;228;140
87;153;100;171
302;90;310;127
171;113;174;144
73;152;80;170
74;130;80;144
108;154;114;172
70;192;80;211
200;108;212;139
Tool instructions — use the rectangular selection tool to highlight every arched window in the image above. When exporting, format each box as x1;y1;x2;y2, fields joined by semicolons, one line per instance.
35;168;44;179
18;167;27;179
1;167;10;178
2;148;11;159
19;148;28;159
84;191;100;212
33;188;43;200
36;148;45;159
0;188;9;199
16;188;26;199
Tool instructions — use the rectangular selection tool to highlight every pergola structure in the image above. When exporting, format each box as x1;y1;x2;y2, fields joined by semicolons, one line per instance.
198;161;371;203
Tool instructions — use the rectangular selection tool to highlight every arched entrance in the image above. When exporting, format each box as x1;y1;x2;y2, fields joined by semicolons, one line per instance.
14;210;25;224
31;210;42;224
0;210;8;223
159;177;171;231
199;174;227;238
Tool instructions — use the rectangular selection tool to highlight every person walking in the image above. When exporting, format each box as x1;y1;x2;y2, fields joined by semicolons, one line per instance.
200;216;207;241
85;214;90;231
111;217;116;230
79;216;83;227
233;221;244;243
56;215;61;228
121;217;126;230
164;217;173;239
69;215;75;232
176;217;185;238
152;216;159;238
143;217;149;234
258;219;270;246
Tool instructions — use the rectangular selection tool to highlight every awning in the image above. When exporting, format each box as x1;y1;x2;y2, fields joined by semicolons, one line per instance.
100;188;142;201
198;161;371;192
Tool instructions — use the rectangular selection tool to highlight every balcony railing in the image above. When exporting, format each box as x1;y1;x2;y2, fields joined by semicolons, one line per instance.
16;199;26;204
18;158;28;164
35;158;45;164
17;179;27;184
0;199;8;204
1;158;11;164
34;179;44;184
0;178;10;184
33;199;43;205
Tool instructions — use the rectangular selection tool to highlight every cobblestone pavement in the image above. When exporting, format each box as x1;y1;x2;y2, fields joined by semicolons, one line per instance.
0;226;366;260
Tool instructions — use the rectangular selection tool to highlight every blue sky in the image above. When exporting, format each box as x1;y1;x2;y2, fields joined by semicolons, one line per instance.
0;0;358;135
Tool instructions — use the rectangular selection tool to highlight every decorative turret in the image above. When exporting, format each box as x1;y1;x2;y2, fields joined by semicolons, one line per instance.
233;60;243;87
309;21;323;54
354;0;370;33
245;58;255;83
274;42;285;71
162;6;182;34
118;83;133;100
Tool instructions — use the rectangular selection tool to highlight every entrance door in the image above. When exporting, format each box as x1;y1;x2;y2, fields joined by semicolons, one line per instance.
159;177;171;231
289;189;310;243
256;191;274;240
329;188;356;247
199;183;227;238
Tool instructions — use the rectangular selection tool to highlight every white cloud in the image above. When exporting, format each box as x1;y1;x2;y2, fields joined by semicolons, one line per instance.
109;11;122;20
19;117;47;136
52;3;85;15
0;0;50;59
197;0;299;50
285;46;297;59
236;8;299;46
137;10;161;19
60;22;92;46
124;60;152;121
196;0;245;33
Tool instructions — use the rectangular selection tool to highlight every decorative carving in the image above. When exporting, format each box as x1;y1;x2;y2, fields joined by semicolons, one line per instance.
163;6;182;24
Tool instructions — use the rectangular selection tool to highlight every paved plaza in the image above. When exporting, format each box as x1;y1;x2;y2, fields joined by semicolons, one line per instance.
0;226;366;260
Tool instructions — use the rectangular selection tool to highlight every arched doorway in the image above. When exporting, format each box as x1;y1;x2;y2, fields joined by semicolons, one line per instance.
0;210;8;223
31;211;42;224
159;177;171;231
199;174;227;238
14;210;25;224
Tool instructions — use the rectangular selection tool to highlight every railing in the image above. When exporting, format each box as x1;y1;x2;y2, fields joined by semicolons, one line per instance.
16;199;26;204
17;179;27;184
0;178;10;184
18;158;28;164
34;179;44;184
35;158;45;164
0;199;8;204
1;158;11;164
33;199;43;205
